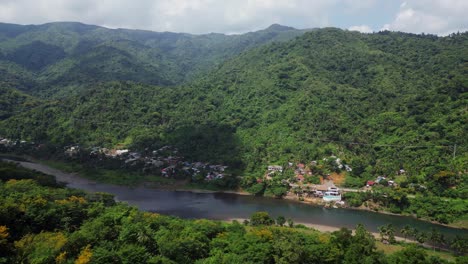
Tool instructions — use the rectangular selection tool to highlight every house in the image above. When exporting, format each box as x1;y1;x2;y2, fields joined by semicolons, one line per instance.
296;175;305;182
149;159;164;167
323;191;341;202
314;191;324;197
129;152;141;159
193;162;206;169
65;145;80;157
315;184;330;192
115;149;129;156
125;152;142;164
323;185;341;201
0;138;11;146
268;165;283;172
366;180;375;187
375;176;386;183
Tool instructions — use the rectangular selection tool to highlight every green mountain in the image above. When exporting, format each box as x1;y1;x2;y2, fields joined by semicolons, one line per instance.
0;22;310;96
0;24;466;200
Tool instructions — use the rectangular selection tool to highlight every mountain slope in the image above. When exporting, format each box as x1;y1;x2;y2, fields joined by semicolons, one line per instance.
0;22;311;95
0;27;466;200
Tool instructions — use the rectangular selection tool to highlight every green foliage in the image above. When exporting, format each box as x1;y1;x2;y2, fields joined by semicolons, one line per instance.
0;87;40;120
0;164;463;263
250;211;275;226
1;29;466;184
0;22;309;94
389;245;436;264
0;161;62;187
276;215;286;226
0;25;467;225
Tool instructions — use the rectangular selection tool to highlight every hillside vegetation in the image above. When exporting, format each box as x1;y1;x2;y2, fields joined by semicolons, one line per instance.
0;24;467;212
0;22;310;96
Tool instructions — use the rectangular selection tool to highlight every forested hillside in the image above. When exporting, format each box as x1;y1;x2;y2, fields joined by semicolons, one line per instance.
0;25;467;204
0;22;309;96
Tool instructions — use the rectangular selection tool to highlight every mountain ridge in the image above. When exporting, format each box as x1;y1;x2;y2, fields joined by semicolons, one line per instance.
0;21;313;95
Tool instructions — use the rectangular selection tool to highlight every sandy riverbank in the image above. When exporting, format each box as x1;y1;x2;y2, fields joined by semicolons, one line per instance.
224;218;410;242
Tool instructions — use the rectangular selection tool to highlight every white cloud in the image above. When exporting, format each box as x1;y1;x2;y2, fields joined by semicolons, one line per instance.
382;0;468;35
0;0;466;35
0;0;338;34
348;25;373;33
342;0;376;13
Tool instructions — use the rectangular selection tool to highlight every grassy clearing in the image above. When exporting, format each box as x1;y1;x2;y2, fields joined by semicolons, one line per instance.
376;241;456;261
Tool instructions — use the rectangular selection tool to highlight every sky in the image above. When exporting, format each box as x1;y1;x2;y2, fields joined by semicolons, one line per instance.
0;0;467;35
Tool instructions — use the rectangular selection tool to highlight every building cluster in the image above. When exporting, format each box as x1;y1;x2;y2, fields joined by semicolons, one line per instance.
266;156;351;202
0;137;29;147
64;145;228;181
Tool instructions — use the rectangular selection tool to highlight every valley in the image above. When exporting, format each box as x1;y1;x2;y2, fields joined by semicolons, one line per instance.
0;22;467;227
0;18;467;263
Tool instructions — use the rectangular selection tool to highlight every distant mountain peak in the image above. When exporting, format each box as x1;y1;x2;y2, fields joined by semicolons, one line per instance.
265;24;296;32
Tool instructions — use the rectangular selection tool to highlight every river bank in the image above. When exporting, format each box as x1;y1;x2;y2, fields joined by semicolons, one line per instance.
226;217;407;240
174;185;467;230
2;156;466;230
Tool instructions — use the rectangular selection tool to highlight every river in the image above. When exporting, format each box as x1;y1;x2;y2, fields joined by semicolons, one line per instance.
9;160;468;239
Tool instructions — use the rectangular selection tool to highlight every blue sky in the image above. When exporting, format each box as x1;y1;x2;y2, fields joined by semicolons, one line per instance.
0;0;466;35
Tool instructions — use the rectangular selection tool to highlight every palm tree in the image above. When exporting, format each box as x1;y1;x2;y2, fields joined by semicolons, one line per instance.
379;224;396;244
410;227;419;241
378;225;388;243
416;232;427;245
386;224;396;244
400;225;412;242
429;228;441;251
450;235;468;255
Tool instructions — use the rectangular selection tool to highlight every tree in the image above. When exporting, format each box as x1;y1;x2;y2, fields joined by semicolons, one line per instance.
276;216;286;227
378;224;396;244
343;224;381;264
450;235;468;256
428;228;444;251
416;232;428;245
400;225;412;242
250;212;274;226
389;245;429;264
331;227;353;254
270;185;288;198
378;225;387;242
14;232;68;264
386;224;396;244
287;218;294;228
75;244;92;264
0;226;10;258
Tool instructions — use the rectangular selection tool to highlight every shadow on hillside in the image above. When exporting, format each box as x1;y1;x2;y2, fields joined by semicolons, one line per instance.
167;123;245;170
